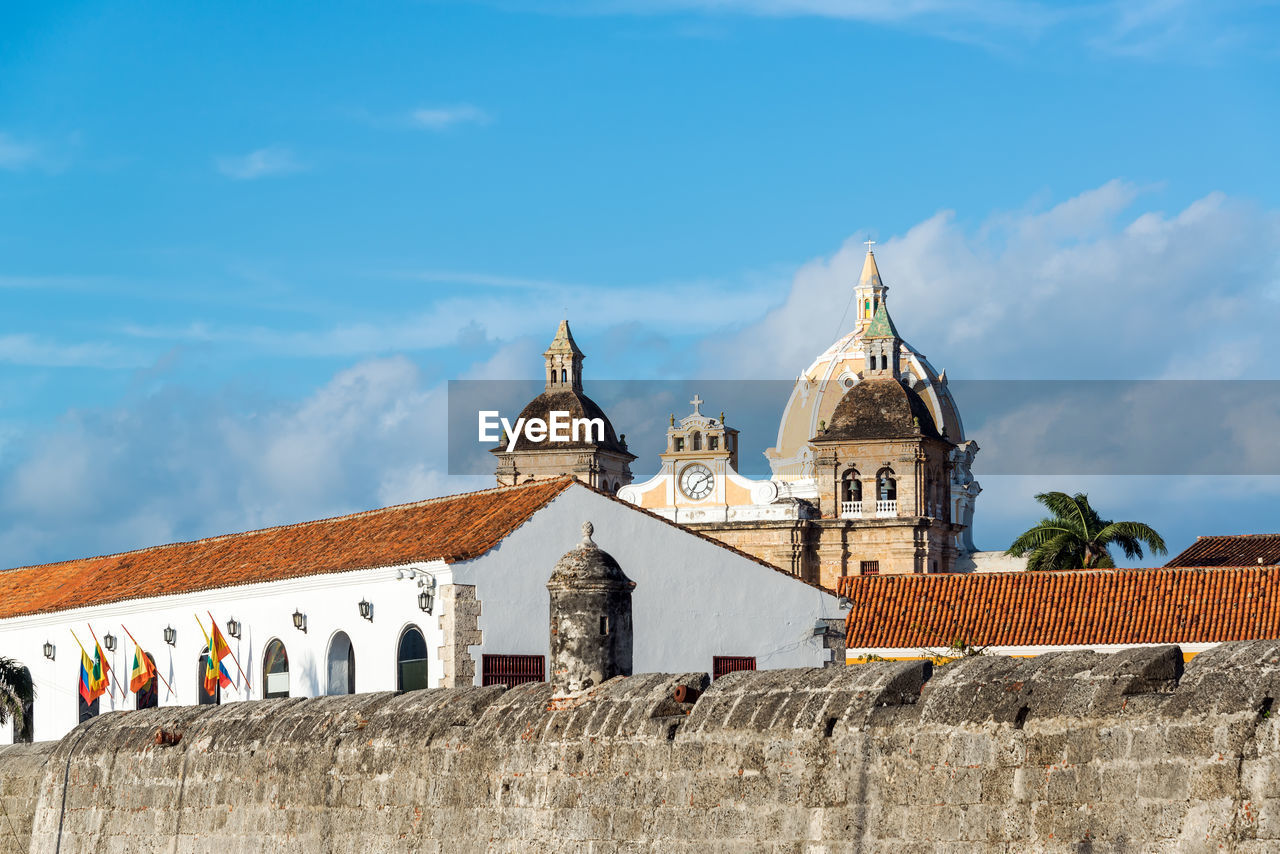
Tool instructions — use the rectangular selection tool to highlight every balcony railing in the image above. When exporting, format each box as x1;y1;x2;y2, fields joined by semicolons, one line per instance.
840;500;863;519
875;499;897;517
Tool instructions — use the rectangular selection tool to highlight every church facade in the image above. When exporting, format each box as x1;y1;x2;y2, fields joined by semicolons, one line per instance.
615;248;1001;588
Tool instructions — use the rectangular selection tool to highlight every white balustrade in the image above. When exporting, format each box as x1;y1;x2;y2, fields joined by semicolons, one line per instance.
875;499;897;517
840;501;863;519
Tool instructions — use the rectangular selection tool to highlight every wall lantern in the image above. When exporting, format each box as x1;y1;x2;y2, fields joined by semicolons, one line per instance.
43;641;55;661
292;609;307;632
102;633;117;652
164;625;177;646
812;619;832;638
226;618;241;639
358;599;373;621
418;588;434;614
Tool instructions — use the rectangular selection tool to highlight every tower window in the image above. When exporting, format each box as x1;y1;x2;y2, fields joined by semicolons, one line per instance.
877;468;897;501
561;369;567;382
692;432;702;451
880;355;888;370
709;436;719;450
600;616;609;635
674;437;684;452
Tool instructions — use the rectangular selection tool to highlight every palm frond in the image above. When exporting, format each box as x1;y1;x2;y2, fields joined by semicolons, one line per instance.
1097;521;1167;557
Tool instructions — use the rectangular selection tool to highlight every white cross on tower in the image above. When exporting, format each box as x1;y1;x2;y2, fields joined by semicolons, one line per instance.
864;239;876;253
689;394;704;415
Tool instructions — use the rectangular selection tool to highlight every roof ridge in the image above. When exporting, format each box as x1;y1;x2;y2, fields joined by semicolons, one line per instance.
2;476;576;574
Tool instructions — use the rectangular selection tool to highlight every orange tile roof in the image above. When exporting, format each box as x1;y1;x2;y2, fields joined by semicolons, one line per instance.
1167;533;1280;568
0;478;574;621
838;566;1280;650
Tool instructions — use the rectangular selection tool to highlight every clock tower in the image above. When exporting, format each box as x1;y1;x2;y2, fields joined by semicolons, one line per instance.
664;395;738;503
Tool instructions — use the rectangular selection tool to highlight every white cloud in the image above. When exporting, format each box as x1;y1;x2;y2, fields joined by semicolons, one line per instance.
0;132;39;171
707;181;1280;381
409;105;491;130
215;146;306;180
0;356;467;566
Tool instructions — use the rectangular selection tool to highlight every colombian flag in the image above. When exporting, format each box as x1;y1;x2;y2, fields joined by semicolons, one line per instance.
78;648;96;704
129;643;156;693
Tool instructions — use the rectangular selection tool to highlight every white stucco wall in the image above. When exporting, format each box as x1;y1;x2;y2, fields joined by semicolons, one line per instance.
457;486;842;678
0;563;447;744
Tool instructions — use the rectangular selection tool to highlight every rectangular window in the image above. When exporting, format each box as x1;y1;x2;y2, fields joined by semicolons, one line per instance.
482;654;545;688
674;437;684;452
712;656;756;679
860;561;879;575
709;436;719;450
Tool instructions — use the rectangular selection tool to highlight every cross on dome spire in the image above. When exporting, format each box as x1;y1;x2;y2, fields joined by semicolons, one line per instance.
864;239;876;254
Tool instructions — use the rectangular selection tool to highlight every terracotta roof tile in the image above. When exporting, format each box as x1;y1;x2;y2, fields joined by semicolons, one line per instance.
0;478;574;621
838;566;1280;649
1166;534;1280;568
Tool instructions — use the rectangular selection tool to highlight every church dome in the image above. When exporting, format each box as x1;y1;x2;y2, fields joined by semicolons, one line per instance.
504;389;631;454
765;248;964;479
818;377;943;442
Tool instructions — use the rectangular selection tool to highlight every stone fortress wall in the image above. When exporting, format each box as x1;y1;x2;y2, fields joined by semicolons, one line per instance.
5;641;1280;852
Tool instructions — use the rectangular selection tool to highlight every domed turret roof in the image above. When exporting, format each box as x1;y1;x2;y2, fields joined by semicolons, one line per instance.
817;377;945;442
548;522;634;588
504;389;632;454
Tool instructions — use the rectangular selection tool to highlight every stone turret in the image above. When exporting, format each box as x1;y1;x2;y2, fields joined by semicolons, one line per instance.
547;521;635;695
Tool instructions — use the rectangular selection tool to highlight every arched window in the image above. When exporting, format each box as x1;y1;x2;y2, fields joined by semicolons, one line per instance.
197;647;220;705
561;368;567;383
12;666;32;742
135;653;158;710
692;432;702;451
397;626;429;691
326;632;356;696
263;639;290;699
841;470;862;503
877;468;897;501
864;299;871;318
880;354;888;370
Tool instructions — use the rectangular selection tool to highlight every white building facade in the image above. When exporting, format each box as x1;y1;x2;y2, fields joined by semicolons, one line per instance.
1;479;842;744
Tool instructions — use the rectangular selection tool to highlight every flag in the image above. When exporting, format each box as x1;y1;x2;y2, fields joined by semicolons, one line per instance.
79;648;95;704
130;642;156;693
198;616;233;695
91;640;110;698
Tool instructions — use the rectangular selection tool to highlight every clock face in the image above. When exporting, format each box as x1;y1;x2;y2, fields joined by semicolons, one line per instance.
679;463;714;500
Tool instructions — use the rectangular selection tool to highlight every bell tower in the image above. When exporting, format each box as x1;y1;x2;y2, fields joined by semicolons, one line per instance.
544;320;584;392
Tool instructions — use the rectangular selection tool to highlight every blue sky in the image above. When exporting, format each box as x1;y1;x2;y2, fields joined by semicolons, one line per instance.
1;0;1279;568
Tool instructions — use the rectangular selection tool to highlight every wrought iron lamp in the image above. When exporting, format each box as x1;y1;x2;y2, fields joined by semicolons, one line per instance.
163;625;176;646
358;599;373;621
102;633;116;652
292;609;306;632
43;641;54;660
226;617;241;639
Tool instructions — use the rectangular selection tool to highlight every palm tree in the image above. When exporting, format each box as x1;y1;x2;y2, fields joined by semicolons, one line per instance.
0;655;35;738
1006;491;1166;572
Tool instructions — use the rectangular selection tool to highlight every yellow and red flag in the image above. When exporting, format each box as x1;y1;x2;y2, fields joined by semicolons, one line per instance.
197;616;233;695
129;641;156;693
90;640;110;699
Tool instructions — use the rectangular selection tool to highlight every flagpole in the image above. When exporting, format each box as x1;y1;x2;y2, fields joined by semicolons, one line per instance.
120;623;174;697
208;610;252;691
86;624;123;703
